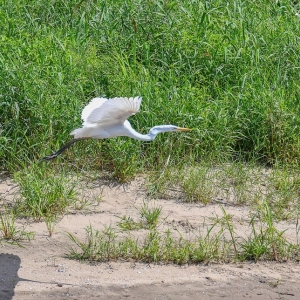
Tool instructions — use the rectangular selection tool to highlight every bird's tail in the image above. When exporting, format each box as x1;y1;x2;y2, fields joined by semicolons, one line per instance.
70;128;82;137
41;138;87;161
70;127;93;139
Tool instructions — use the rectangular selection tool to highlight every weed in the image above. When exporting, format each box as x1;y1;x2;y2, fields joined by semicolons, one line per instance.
67;225;225;264
267;166;300;220
118;201;163;231
13;164;79;220
218;163;256;204
67;200;300;265
0;212;34;244
44;216;57;237
148;162;300;221
240;202;291;261
139;202;163;229
220;206;238;257
117;215;143;231
180;167;214;204
268;279;281;288
147;165;215;204
68;225;120;261
104;139;140;183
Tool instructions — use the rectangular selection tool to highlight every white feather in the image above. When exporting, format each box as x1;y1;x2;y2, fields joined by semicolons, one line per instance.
83;96;142;127
81;97;108;122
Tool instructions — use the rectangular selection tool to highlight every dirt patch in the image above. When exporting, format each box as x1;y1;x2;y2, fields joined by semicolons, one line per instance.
1;174;300;299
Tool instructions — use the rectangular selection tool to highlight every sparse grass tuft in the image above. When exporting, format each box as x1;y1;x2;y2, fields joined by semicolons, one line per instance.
147;165;216;204
240;201;291;261
147;162;300;221
118;202;163;230
0;212;34;244
68;225;121;261
67;203;300;264
139;202;163;229
117;216;143;231
13;164;78;221
44;216;57;237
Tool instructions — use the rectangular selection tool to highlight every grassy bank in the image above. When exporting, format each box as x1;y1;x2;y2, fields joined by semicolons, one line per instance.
1;1;300;259
1;0;300;174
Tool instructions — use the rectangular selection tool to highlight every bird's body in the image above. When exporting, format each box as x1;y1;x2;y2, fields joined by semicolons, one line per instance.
42;96;191;161
71;120;134;140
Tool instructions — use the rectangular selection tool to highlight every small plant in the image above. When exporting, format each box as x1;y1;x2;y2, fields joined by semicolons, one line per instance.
117;215;143;231
180;167;214;204
0;213;19;240
139;202;163;229
220;206;238;257
240;202;291;261
0;212;34;244
73;198;90;211
68;225;120;261
268;279;281;288
44;216;57;237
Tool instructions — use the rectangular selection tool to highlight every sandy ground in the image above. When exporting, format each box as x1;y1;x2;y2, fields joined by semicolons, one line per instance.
1;173;300;300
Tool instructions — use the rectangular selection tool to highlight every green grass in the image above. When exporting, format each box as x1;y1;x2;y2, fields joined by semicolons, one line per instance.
13;164;79;220
9;163;83;235
67;202;299;264
1;1;300;174
118;202;163;230
0;212;34;245
139;202;163;228
147;162;300;222
239;201;292;261
67;225;225;264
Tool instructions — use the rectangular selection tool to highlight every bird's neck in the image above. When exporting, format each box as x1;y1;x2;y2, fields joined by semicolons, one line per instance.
126;128;154;141
123;121;154;141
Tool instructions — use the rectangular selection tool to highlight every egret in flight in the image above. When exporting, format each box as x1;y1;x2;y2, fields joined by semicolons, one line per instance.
42;96;191;161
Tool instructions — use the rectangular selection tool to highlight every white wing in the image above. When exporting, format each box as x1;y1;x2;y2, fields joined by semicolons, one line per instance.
82;96;142;126
81;97;108;122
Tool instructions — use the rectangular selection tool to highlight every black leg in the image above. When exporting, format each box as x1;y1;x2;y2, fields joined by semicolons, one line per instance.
41;138;88;161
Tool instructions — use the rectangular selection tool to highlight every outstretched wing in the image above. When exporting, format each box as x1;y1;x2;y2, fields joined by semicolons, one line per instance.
81;97;108;122
82;96;142;126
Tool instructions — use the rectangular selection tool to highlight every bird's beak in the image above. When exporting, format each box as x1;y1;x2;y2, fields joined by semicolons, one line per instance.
177;127;192;132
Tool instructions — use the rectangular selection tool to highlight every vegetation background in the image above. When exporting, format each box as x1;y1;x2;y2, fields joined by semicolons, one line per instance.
1;0;300;264
1;0;300;176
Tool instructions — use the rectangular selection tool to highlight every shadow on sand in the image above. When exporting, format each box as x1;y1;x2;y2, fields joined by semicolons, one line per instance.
0;253;21;300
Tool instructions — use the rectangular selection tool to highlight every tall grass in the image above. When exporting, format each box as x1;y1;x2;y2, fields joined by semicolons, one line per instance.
1;1;300;174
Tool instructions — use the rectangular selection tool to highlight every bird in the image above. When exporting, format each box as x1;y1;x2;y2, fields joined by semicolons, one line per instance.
41;96;191;161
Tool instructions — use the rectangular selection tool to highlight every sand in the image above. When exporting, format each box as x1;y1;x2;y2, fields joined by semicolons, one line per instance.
1;173;300;300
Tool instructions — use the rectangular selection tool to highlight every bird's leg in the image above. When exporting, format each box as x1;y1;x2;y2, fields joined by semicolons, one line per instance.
41;138;89;161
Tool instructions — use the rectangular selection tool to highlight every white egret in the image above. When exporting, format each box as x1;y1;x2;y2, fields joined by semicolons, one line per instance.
42;96;191;161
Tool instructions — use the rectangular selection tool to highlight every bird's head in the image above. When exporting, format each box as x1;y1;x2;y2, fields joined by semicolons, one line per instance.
149;125;192;136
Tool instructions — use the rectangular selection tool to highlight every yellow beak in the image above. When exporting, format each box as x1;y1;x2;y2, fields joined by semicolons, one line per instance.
177;127;192;132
